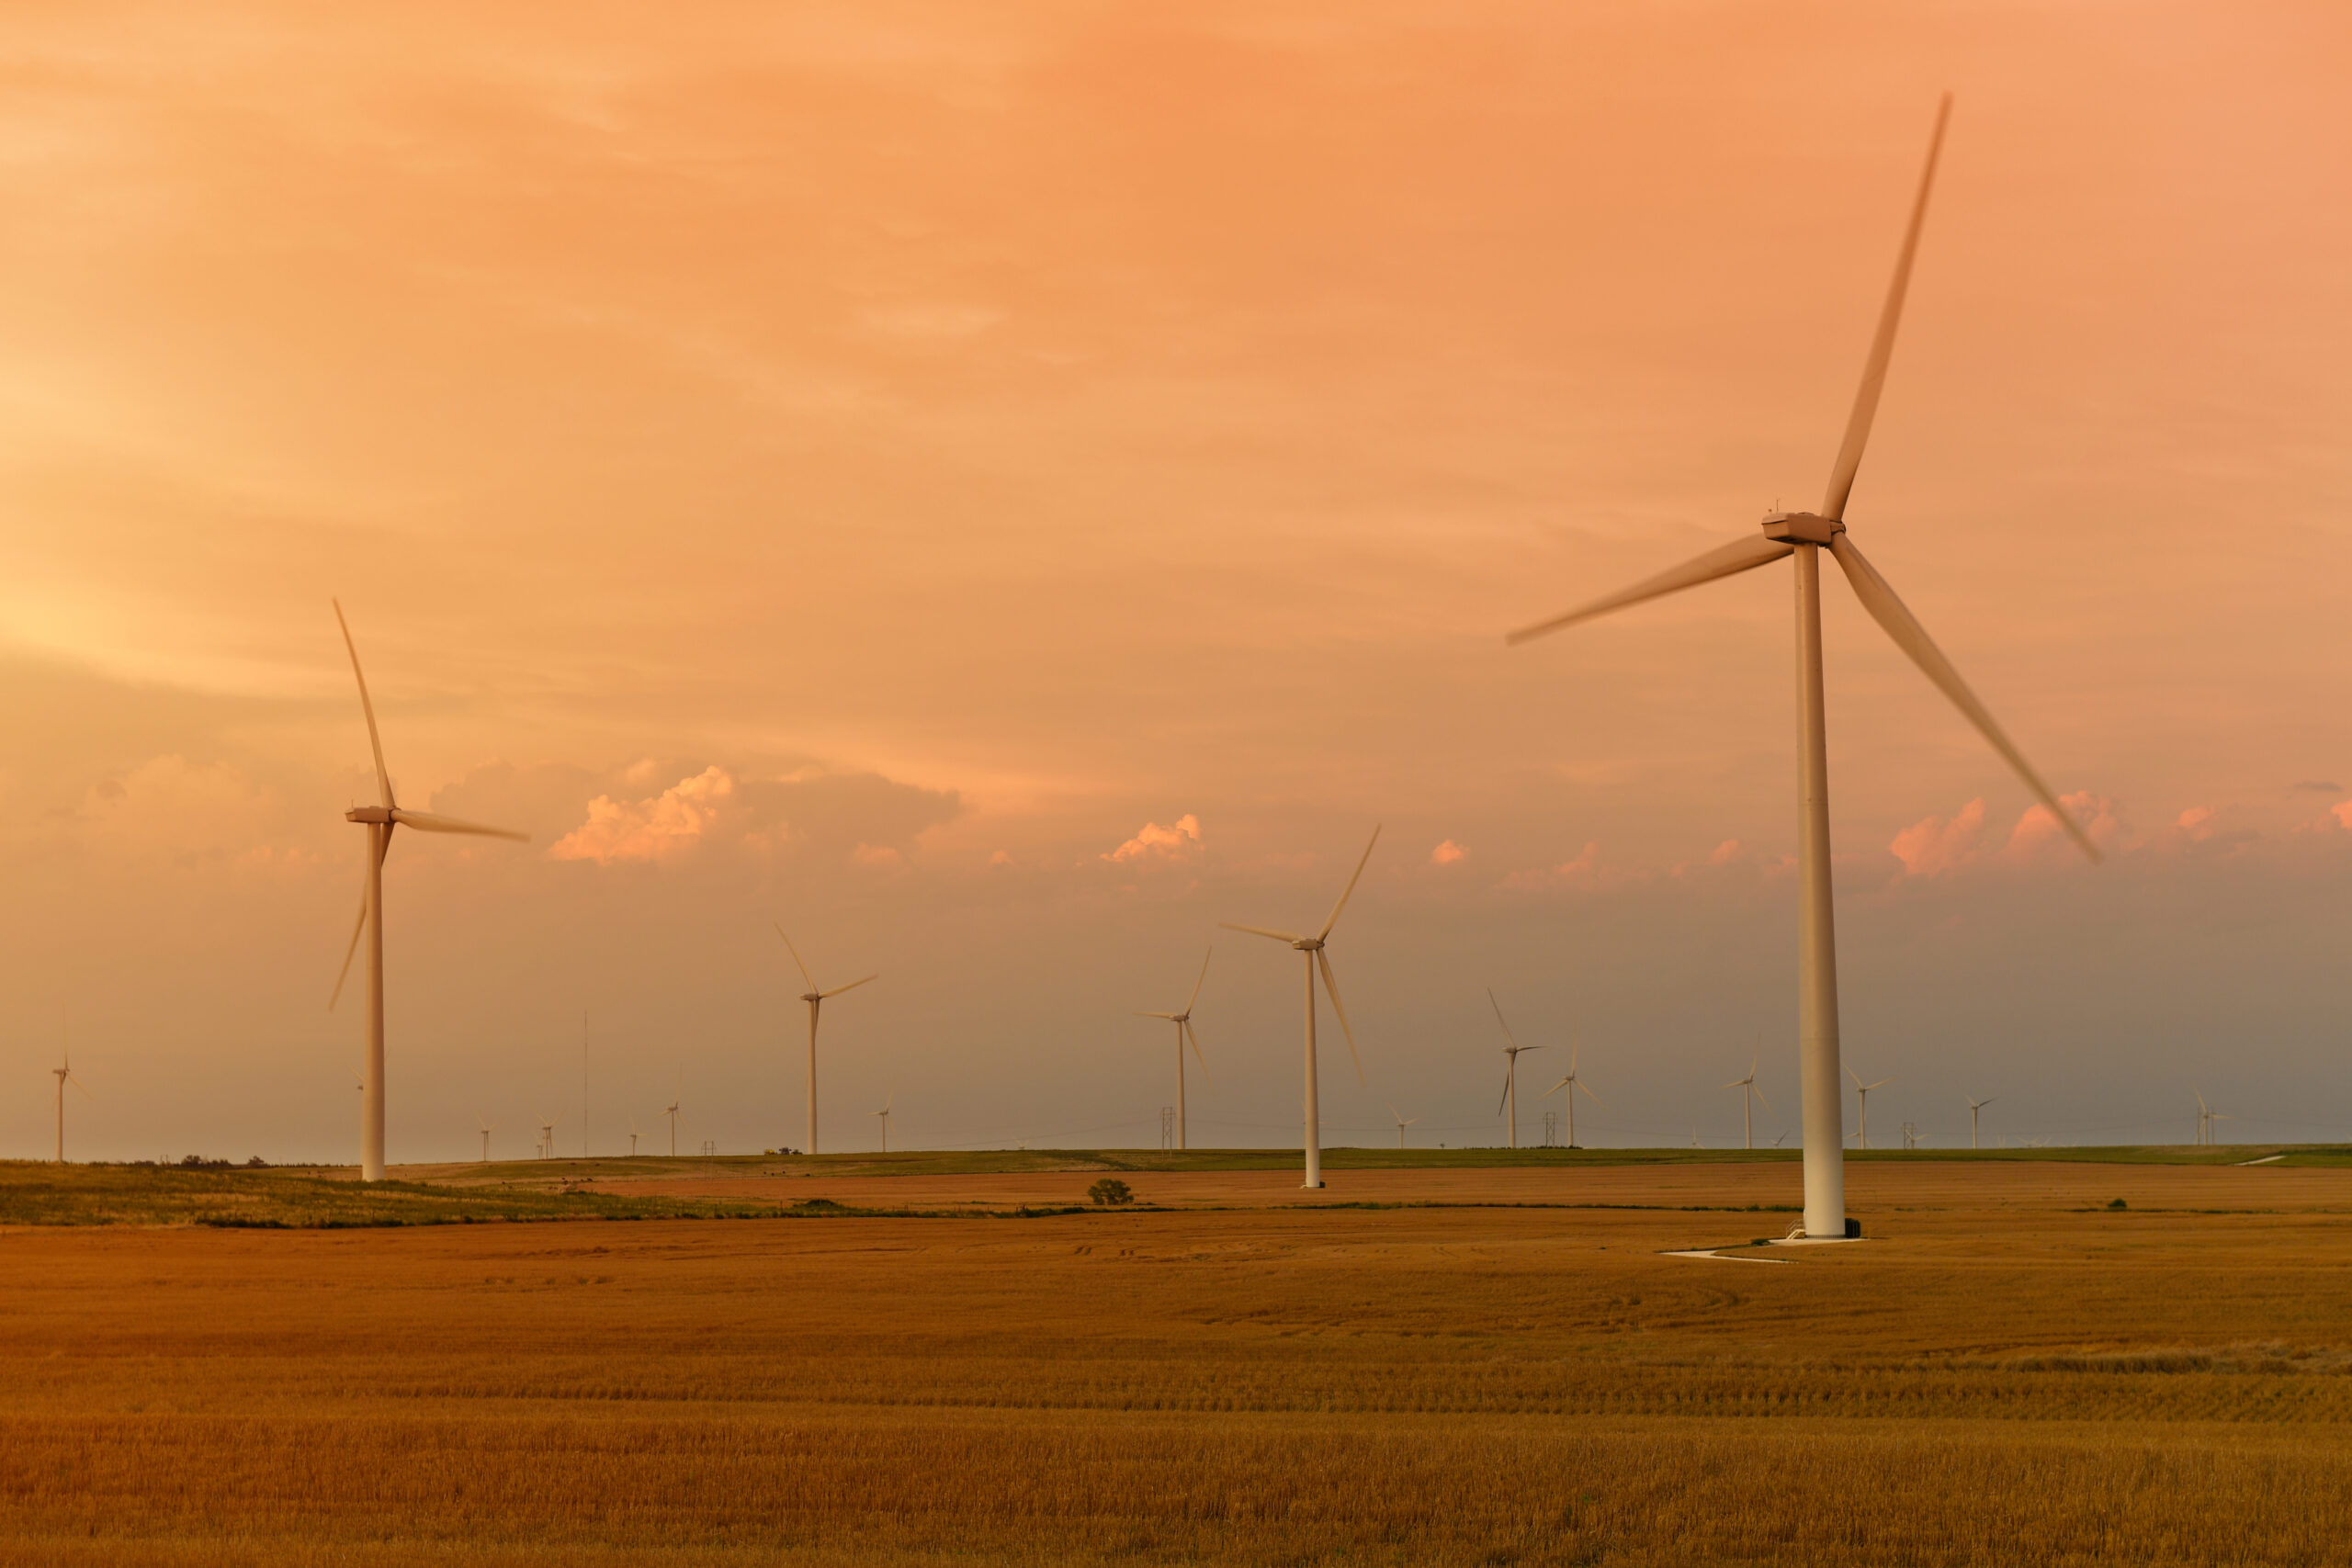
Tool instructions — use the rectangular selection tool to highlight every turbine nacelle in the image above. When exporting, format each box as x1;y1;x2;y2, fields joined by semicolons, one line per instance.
1760;512;1846;545
345;805;394;825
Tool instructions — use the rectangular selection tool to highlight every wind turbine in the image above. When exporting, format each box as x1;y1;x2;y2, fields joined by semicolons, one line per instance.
1223;827;1380;1189
475;1116;494;1164
1966;1095;1997;1149
1487;989;1544;1150
51;1048;88;1164
627;1117;641;1157
873;1091;894;1154
1504;97;2099;1239
537;1111;563;1160
1388;1104;1419;1149
775;926;876;1156
1849;1068;1892;1150
1137;948;1214;1151
1542;1030;1601;1149
661;1079;684;1157
328;601;528;1182
1724;1051;1774;1151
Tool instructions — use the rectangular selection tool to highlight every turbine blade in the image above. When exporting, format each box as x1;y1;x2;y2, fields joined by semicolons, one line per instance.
1822;94;1952;523
1544;1075;1571;1097
1831;535;2099;863
1317;826;1382;942
1136;1011;1180;1021
1752;1084;1775;1118
328;872;369;1011
1184;1020;1213;1089
1486;987;1520;1050
1314;949;1367;1088
774;926;818;991
1497;1071;1513;1118
1506;534;1794;646
821;974;878;998
1577;1079;1603;1105
1219;921;1305;944
389;808;529;841
333;599;395;809
1184;946;1213;1014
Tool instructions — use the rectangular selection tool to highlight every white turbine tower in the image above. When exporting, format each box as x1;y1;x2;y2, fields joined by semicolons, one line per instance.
1137;948;1214;1151
328;601;528;1182
1542;1031;1601;1149
537;1111;563;1160
1966;1095;1997;1150
1487;989;1544;1151
775;926;876;1157
628;1118;641;1157
873;1091;894;1154
661;1081;684;1158
51;1048;88;1164
1388;1104;1419;1150
1505;99;2099;1238
1223;826;1381;1190
475;1116;494;1164
1849;1068;1892;1150
1724;1052;1774;1151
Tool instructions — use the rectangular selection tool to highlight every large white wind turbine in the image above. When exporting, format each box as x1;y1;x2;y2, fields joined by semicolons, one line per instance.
1505;98;2098;1238
537;1111;563;1160
1223;827;1381;1190
1966;1094;1997;1150
475;1116;493;1164
1487;989;1544;1151
51;1047;88;1164
662;1078;684;1157
1848;1068;1892;1150
873;1091;894;1154
1724;1051;1774;1152
1137;948;1215;1151
328;601;528;1182
1388;1104;1419;1149
775;926;876;1156
1542;1031;1600;1149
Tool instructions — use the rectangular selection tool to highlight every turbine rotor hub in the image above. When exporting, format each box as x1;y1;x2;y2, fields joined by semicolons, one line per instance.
1761;511;1845;545
1293;938;1324;952
800;992;823;1003
345;806;393;824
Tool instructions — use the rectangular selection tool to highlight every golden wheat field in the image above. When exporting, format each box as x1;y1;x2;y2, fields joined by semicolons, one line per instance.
3;1157;2349;1566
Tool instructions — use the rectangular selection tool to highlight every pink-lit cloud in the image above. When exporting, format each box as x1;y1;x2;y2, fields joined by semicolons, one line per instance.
548;765;736;865
1501;840;1600;891
1104;813;1202;863
1889;797;1987;877
2007;791;2121;863
1430;839;1465;866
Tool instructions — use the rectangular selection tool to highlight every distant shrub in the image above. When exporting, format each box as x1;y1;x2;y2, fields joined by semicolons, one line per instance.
2108;1198;2129;1210
244;1156;267;1168
1088;1178;1134;1207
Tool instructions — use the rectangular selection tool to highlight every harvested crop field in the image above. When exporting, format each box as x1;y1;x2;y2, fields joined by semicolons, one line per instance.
2;1156;2347;1565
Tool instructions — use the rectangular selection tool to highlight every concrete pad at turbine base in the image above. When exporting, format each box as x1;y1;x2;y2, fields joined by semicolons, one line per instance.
1660;1247;1787;1263
1767;1234;1870;1247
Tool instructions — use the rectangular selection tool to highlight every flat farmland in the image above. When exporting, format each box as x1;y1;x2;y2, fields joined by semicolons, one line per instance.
2;1158;2348;1566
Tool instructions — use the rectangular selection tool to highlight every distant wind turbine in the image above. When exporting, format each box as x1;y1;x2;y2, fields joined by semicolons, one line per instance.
1966;1095;1998;1150
873;1091;894;1154
1487;989;1544;1150
328;601;528;1182
1222;827;1381;1190
662;1077;684;1157
1724;1050;1774;1151
1848;1068;1892;1150
775;926;876;1156
1504;97;2099;1239
1137;948;1214;1150
475;1116;493;1164
628;1117;641;1157
537;1111;563;1160
51;1047;88;1164
1542;1030;1600;1149
1388;1104;1419;1149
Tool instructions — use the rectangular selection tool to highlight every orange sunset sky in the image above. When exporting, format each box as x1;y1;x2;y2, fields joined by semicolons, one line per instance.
2;2;2347;1161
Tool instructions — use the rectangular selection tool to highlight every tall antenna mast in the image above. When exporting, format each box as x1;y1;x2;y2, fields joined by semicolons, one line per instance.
582;1010;590;1160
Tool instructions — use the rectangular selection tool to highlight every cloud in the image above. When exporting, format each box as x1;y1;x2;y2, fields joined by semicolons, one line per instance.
2294;781;2344;794
1501;840;1599;891
2334;800;2352;831
2175;806;2218;841
1430;839;1465;866
548;765;736;864
1889;797;1986;877
1104;813;1201;863
2006;791;2120;861
1707;838;1743;865
851;842;906;870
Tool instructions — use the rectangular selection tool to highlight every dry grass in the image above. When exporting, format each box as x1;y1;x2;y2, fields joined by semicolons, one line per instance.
1;1160;2348;1565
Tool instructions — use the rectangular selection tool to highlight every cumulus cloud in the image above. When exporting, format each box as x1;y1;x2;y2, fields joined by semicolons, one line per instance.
1430;839;1465;867
2175;806;2218;841
548;765;736;864
1889;797;1987;877
2334;800;2352;831
1104;813;1201;863
2007;790;2120;861
851;842;905;870
1707;839;1743;866
1501;840;1599;891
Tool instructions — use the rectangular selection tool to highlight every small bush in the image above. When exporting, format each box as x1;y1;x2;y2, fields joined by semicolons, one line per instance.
2108;1198;2129;1210
1088;1178;1134;1207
